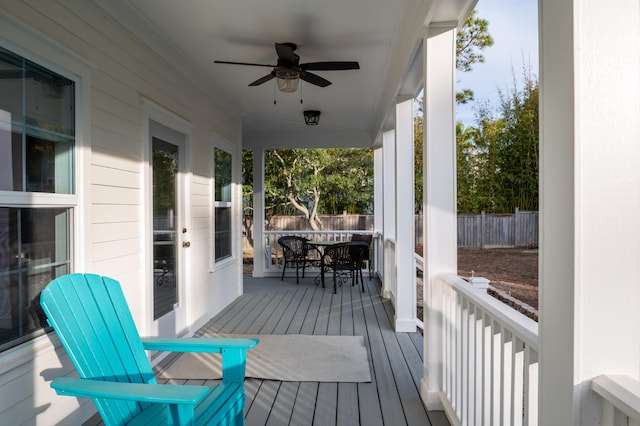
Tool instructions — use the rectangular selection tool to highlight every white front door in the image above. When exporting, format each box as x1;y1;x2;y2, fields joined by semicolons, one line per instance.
149;119;189;336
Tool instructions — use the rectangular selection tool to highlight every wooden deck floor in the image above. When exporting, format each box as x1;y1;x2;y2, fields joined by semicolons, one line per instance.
85;274;450;426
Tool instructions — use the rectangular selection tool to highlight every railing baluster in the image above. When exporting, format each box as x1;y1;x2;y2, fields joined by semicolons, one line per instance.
512;339;524;426
491;319;499;426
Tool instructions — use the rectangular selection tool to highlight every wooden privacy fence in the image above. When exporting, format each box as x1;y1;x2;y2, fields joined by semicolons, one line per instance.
457;209;538;248
249;209;538;249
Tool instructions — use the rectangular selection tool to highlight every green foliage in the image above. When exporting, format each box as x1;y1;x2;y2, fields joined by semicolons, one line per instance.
242;148;373;229
242;149;253;214
456;9;494;72
414;99;424;213
456;9;494;104
456;66;539;213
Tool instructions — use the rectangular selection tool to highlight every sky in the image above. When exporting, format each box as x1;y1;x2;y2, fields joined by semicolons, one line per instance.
456;0;539;127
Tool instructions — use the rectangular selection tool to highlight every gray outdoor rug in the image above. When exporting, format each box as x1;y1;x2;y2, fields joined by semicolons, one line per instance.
157;334;371;382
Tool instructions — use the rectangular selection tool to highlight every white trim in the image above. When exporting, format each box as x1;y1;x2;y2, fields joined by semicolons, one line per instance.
210;132;239;272
142;99;193;337
0;8;92;361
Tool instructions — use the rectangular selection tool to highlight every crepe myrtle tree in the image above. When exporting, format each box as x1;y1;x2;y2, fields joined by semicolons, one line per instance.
265;148;328;230
251;148;374;231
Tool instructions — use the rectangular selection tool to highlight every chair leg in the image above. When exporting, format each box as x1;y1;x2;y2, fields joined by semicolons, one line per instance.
295;262;300;284
333;270;337;294
281;262;286;281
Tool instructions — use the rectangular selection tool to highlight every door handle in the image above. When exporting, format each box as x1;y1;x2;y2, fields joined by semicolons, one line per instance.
182;241;191;248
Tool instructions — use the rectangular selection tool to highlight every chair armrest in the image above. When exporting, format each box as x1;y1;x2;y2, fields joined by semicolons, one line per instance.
141;337;258;353
51;377;208;405
142;337;259;384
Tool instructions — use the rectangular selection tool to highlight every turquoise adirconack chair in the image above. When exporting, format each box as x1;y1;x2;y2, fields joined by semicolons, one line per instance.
40;273;258;425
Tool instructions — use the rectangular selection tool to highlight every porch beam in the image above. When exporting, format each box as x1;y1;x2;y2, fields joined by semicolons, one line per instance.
420;23;457;411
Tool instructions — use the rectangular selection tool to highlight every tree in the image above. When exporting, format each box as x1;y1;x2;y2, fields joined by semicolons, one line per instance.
261;148;373;230
494;67;539;211
456;65;539;213
320;148;374;215
456;9;494;73
456;9;494;104
415;9;494;210
264;149;327;230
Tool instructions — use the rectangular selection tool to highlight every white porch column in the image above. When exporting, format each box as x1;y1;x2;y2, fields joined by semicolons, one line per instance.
373;146;384;276
539;1;640;424
251;149;265;277
420;23;457;410
394;98;417;332
382;129;396;298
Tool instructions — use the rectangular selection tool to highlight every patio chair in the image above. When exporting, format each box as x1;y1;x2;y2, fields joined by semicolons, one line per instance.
39;273;258;426
323;241;370;293
277;236;319;284
350;233;373;279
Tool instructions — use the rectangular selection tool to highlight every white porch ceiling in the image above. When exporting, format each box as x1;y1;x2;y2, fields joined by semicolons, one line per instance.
100;0;475;149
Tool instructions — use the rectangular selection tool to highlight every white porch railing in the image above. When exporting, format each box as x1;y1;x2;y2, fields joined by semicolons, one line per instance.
434;272;540;426
592;375;640;426
383;237;396;303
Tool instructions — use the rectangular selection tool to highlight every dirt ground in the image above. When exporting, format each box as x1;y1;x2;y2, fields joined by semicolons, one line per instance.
416;247;539;322
457;247;539;310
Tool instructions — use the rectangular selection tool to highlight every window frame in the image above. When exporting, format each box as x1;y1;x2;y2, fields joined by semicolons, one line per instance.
0;15;92;357
211;136;237;269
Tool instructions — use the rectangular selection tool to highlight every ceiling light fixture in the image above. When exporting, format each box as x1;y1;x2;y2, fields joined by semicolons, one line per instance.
303;110;321;126
275;67;300;93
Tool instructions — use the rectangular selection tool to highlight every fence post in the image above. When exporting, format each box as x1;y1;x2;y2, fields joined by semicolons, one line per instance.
481;211;486;249
514;207;520;247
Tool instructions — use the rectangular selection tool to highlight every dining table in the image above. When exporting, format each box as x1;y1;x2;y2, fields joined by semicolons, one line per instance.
307;240;343;287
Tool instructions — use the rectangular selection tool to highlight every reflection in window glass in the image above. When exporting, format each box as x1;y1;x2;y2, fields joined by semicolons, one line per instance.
214;148;232;262
215;149;232;202
0;46;74;194
152;138;178;319
0;208;70;351
0;45;75;351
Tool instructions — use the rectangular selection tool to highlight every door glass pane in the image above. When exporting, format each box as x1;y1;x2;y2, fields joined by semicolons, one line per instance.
152;137;178;320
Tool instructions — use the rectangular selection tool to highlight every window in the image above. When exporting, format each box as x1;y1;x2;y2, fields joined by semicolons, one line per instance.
214;148;232;262
0;46;74;351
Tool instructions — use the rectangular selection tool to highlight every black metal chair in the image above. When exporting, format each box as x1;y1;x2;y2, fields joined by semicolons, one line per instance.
277;236;319;284
350;233;373;279
322;241;370;293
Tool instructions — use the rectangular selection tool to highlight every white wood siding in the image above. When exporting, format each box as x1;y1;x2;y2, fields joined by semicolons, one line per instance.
0;1;243;424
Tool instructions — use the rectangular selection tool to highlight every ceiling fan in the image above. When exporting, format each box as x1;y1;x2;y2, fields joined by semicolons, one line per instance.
214;42;360;92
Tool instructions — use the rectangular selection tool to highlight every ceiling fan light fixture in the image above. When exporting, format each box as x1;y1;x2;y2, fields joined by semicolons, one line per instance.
275;68;300;92
303;110;321;126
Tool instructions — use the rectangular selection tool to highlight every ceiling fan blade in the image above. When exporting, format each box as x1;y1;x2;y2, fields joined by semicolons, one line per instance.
275;42;298;64
301;61;360;71
214;60;275;68
248;72;276;86
300;71;332;88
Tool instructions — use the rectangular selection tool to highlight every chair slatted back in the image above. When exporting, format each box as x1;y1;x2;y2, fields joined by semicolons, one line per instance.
277;236;309;260
348;241;370;264
350;233;372;246
41;274;154;425
323;243;355;271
